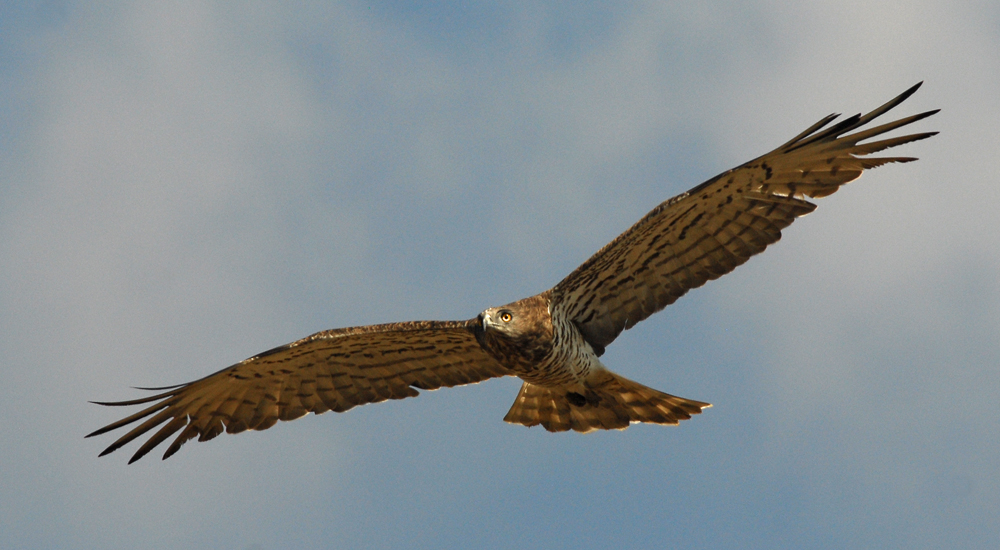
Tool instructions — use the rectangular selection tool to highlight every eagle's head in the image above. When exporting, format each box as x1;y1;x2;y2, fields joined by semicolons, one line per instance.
476;292;554;370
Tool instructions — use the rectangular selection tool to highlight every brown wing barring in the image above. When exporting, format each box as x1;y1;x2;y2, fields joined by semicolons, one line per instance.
551;83;938;352
89;84;938;462
87;320;508;463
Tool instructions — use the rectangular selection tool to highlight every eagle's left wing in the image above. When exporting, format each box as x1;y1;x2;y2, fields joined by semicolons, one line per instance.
88;319;508;463
551;83;937;354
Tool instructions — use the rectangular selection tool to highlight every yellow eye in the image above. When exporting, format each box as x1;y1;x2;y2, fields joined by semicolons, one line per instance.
499;311;513;323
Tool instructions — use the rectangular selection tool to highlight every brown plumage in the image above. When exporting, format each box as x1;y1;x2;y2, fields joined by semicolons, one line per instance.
89;83;937;462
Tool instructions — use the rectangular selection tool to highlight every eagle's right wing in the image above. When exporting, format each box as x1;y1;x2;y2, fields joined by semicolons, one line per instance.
88;319;508;463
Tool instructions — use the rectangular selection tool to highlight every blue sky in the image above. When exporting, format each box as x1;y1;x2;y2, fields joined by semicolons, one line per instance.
1;1;998;548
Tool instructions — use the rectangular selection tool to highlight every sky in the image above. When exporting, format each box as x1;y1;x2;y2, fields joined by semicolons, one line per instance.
1;1;998;549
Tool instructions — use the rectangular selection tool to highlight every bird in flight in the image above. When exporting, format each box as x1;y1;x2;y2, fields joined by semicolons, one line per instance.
89;83;937;463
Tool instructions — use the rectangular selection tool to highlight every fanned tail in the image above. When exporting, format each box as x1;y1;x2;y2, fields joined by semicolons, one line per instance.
503;370;710;433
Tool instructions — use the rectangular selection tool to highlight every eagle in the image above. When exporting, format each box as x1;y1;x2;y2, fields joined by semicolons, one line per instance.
89;83;937;463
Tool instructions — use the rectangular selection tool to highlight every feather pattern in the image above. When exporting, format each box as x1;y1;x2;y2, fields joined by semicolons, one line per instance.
87;320;509;463
90;84;937;462
551;82;938;351
503;370;709;432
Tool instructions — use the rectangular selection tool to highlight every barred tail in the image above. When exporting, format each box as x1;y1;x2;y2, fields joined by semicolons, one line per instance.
503;370;710;433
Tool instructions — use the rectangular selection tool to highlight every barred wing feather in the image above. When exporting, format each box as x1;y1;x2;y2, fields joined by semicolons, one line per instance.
552;83;937;352
87;320;508;463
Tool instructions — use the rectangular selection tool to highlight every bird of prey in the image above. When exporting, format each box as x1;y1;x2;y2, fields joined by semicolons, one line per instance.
89;83;937;463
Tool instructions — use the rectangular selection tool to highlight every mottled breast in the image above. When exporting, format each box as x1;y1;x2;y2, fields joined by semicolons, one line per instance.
476;290;599;386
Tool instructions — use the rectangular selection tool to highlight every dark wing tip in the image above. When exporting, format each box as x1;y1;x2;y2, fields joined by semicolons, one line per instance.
887;109;940;129
131;383;189;391
85;427;105;439
898;81;924;102
909;130;940;142
875;81;924;115
161;444;182;461
852;82;928;129
89;399;139;407
786;84;936;154
98;441;126;457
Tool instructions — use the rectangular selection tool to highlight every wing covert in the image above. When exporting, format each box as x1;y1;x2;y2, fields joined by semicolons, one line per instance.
87;319;508;463
552;83;937;351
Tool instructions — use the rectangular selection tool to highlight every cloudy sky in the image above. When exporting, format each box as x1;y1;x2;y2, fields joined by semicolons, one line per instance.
2;1;997;548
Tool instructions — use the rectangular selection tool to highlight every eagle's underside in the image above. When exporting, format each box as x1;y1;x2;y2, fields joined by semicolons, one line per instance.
88;83;937;463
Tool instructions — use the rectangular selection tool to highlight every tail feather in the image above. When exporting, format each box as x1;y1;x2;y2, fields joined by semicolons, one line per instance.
503;371;710;433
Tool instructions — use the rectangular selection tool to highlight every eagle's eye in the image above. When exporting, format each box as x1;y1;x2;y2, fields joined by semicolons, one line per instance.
499;311;513;323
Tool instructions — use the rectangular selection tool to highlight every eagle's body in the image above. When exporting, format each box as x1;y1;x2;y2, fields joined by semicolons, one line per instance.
479;291;708;431
89;84;937;463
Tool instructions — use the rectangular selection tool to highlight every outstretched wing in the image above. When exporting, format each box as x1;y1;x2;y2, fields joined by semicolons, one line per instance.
88;319;507;463
551;83;938;353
